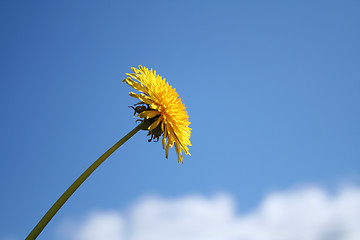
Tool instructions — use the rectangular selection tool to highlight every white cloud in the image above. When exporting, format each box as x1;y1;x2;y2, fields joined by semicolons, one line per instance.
59;185;360;240
58;211;125;240
74;211;125;240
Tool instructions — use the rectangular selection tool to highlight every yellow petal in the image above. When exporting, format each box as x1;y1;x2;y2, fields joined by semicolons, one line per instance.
129;92;153;105
138;110;160;119
162;124;167;149
148;116;163;131
123;78;148;94
175;144;183;163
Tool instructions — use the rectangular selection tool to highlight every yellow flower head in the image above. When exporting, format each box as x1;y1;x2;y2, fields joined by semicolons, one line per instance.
123;66;191;163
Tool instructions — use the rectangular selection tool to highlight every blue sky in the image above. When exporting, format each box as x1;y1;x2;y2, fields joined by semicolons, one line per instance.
1;1;360;240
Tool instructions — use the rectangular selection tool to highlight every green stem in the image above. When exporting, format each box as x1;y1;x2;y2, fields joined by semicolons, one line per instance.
26;121;148;240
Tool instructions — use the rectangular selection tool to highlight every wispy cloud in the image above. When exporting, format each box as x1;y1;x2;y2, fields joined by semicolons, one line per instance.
58;185;360;240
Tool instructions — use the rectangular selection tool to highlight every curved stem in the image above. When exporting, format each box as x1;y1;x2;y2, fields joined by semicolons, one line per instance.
26;121;148;240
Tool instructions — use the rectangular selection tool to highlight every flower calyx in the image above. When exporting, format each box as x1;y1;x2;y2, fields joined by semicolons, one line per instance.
130;103;164;142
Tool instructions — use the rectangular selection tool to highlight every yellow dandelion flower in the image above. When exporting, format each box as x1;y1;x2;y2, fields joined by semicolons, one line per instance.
123;65;191;163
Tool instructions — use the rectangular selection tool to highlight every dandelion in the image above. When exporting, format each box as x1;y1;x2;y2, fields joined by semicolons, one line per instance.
25;66;191;240
123;65;191;163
